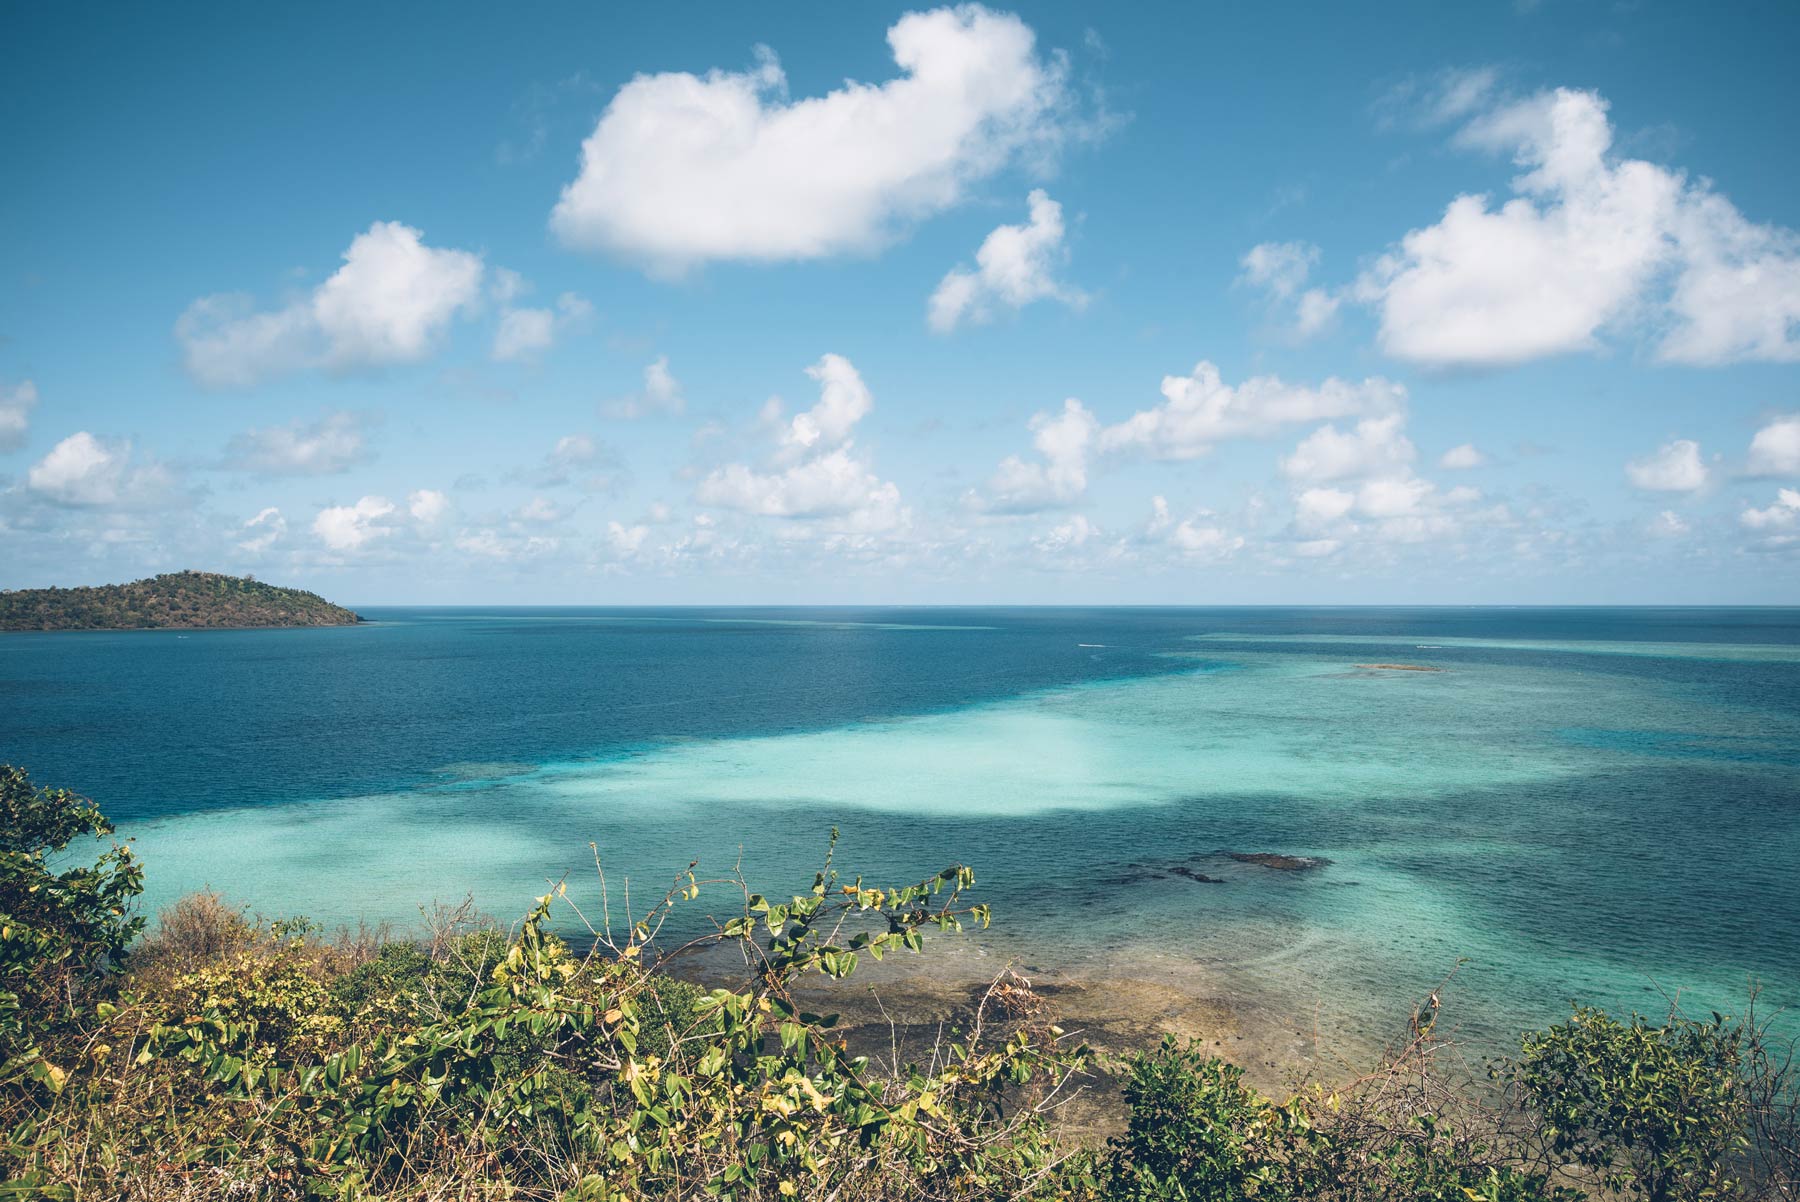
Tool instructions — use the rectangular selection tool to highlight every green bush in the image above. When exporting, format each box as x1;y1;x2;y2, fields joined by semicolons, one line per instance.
1106;1036;1284;1200
0;765;142;1092
1516;1006;1748;1202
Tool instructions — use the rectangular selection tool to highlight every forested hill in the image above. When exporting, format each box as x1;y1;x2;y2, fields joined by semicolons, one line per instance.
0;571;362;631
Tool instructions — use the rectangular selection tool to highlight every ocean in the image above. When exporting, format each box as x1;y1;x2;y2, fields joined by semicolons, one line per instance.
6;606;1798;1055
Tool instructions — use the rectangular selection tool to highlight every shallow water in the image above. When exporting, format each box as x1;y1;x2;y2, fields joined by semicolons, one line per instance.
5;607;1797;1053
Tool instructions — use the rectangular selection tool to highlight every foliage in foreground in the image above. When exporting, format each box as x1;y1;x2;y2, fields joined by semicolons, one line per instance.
1;763;1797;1202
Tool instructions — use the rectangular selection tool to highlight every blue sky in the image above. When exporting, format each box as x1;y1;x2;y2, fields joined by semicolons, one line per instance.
4;1;1799;604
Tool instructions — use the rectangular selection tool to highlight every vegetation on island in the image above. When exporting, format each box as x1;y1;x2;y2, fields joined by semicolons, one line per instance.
2;763;1797;1200
0;571;361;632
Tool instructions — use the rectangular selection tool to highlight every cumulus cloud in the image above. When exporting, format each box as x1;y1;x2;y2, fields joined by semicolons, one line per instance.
408;489;451;524
1740;488;1800;551
223;411;371;475
237;507;286;553
928;189;1085;331
1356;87;1800;368
178;221;484;387
1239;242;1340;339
1649;509;1689;538
1439;443;1487;469
493;290;593;362
700;449;905;526
697;355;906;531
1097;361;1404;461
1747;414;1800;477
26;432;181;509
0;380;38;451
603;356;687;419
606;520;650;557
1740;488;1800;530
1280;414;1416;483
550;6;1074;273
1142;496;1244;561
313;495;399;552
1037;514;1096;551
978;398;1097;512
1277;410;1488;554
1626;439;1708;492
776;354;873;454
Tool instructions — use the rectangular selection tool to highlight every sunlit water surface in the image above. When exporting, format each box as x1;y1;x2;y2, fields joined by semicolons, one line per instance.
6;607;1797;1052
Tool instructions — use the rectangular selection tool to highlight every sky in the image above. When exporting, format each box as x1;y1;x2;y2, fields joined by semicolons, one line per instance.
3;1;1799;605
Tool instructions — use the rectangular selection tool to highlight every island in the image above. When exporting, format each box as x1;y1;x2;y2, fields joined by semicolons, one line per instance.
0;570;362;632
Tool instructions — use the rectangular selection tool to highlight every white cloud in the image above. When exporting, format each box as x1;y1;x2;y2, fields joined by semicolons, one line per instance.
1239;242;1340;339
1290;288;1343;339
779;354;873;453
603;356;687;418
979;397;1097;512
179;221;484;387
1168;520;1244;559
493;310;552;363
493;292;593;362
1281;413;1416;482
1439;442;1487;469
1661;190;1800;365
1747;414;1800;477
697;355;906;531
315;496;403;550
453;528;560;562
1295;487;1356;529
0;380;38;451
408;489;451;524
1649;510;1689;538
26;432;180;509
237;507;286;553
1740;488;1800;530
1098;361;1404;461
313;495;399;551
1240;241;1317;299
606;520;650;557
1138;496;1244;561
699;448;905;526
1030;513;1097;554
928;189;1085;331
550;6;1074;273
1626;439;1708;492
223;411;370;475
1740;489;1800;552
1275;409;1491;553
1355;475;1434;517
1355;87;1800;368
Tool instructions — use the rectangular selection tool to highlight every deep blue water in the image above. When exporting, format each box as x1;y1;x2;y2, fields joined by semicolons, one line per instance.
5;606;1798;1050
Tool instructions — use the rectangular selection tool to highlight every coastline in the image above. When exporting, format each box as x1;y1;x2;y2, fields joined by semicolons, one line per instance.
674;932;1392;1135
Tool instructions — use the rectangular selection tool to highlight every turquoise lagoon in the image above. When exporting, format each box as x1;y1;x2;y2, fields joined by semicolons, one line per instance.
5;608;1797;1052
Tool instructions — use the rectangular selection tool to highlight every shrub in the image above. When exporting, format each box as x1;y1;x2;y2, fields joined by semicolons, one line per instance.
1105;1036;1286;1201
0;765;142;1092
133;890;255;976
1516;1006;1748;1202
